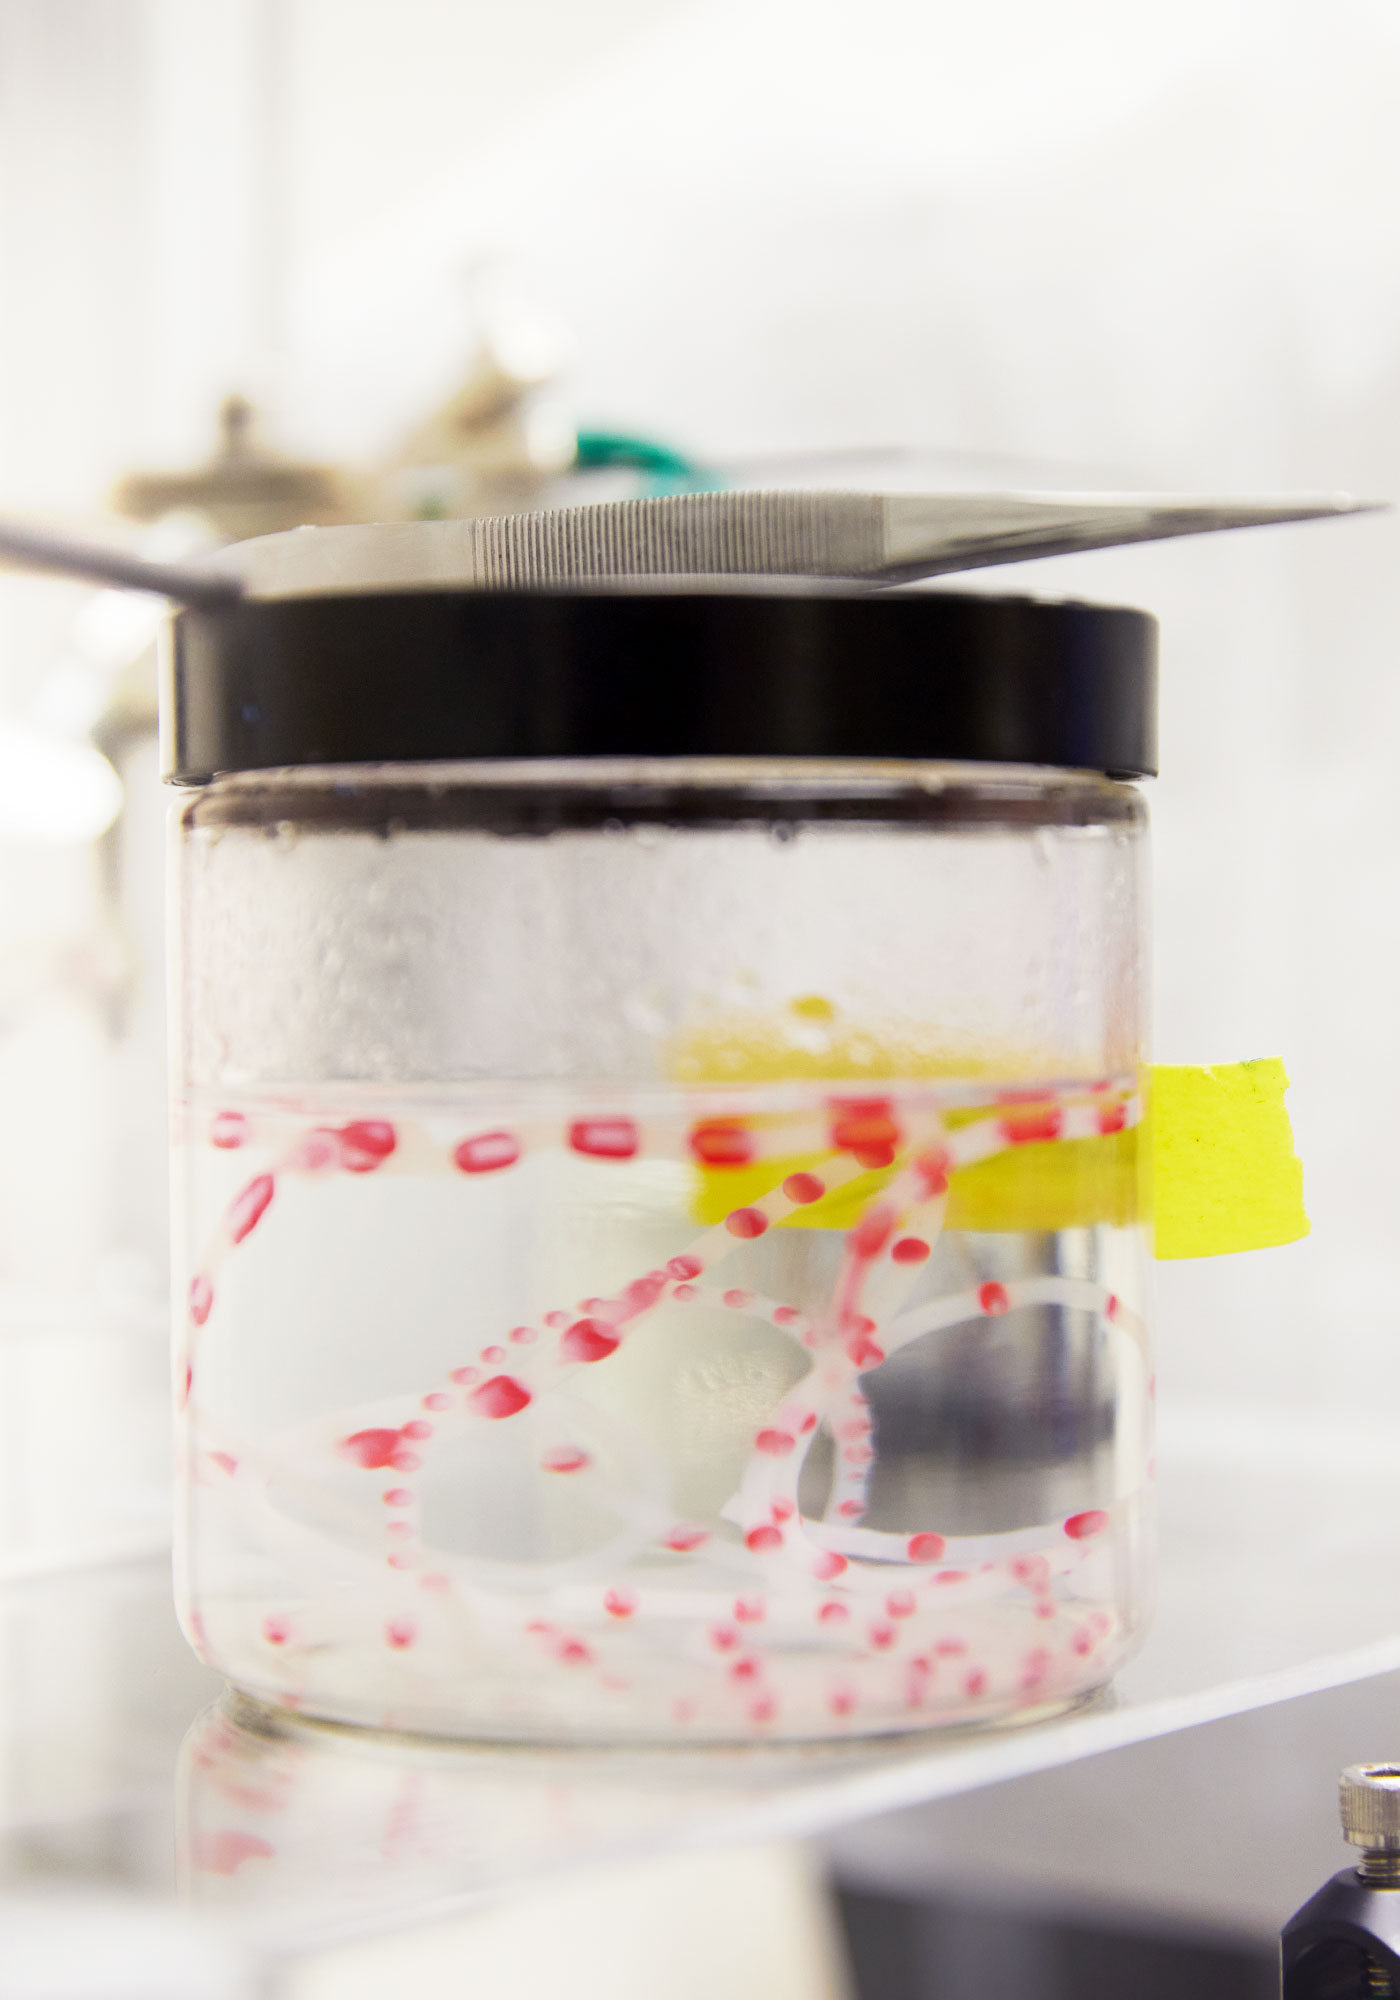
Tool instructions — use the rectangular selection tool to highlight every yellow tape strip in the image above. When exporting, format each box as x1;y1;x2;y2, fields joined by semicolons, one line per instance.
687;1061;1308;1259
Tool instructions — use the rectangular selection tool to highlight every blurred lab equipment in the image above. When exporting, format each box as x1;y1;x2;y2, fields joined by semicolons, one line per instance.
1282;1763;1400;1996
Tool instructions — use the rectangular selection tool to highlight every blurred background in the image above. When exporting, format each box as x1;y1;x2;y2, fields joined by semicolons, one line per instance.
1;0;1399;1993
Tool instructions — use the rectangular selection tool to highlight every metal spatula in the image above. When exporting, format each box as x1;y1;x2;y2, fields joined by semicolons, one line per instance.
0;490;1379;602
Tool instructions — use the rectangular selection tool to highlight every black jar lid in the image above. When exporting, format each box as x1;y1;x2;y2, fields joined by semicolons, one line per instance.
163;586;1157;784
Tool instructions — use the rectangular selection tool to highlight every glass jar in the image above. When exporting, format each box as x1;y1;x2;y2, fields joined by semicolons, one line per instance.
166;575;1155;1743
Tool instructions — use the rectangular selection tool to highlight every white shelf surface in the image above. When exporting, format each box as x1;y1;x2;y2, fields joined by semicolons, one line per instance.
2;1395;1397;1957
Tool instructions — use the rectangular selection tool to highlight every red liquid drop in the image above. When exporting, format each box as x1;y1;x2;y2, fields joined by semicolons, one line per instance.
977;1281;1011;1315
569;1117;639;1160
469;1375;532;1420
338;1428;404;1470
891;1236;930;1264
745;1524;783;1552
690;1120;755;1166
453;1129;521;1174
1065;1508;1109;1540
188;1274;213;1326
541;1445;590;1474
228;1174;274;1245
209;1110;247;1150
561;1317;620;1364
907;1532;946;1562
755;1429;795;1456
340;1120;397;1172
725;1207;769;1239
782;1172;825;1205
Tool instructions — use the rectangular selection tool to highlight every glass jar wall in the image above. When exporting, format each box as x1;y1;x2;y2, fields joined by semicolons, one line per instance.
171;758;1150;1743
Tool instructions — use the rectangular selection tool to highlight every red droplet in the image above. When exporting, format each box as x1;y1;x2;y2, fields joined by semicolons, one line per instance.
209;1110;247;1150
449;1365;480;1385
838;1499;864;1517
193;1830;274;1876
725;1206;768;1239
869;1622;897;1650
734;1595;766;1624
755;1428;795;1456
1105;1293;1121;1322
603;1588;636;1618
935;1569;968;1586
469;1375;531;1420
886;1590;916;1618
978;1280;1011;1315
783;1172;826;1205
389;1447;420;1472
690;1120;755;1166
964;1667;988;1697
1012;1553;1050;1585
730;1657;761;1683
293;1128;342;1172
722;1288;751;1309
541;1445;590;1474
339;1428;404;1470
800;1412;818;1432
915;1148;952;1197
891;1236;930;1265
561;1317;620;1364
262;1615;290;1646
772;1497;795;1521
545;1311;570;1329
818;1601;850;1624
998;1105;1064;1146
831;1101;900;1160
383;1488;413;1507
209;1450;237;1476
828;1686;857;1716
907;1532;946;1562
228;1174;275;1245
813;1551;847;1581
387;1551;413;1570
510;1324;538;1344
710;1625;739;1651
666;1254;703;1280
385;1619;416;1649
674;1283;698;1302
401;1419;433;1440
774;1305;803;1327
1065;1508;1109;1540
849;1204;896;1260
749;1695;777;1724
664;1524;709;1551
481;1344;505;1363
422;1393;450;1411
178;1360;192;1410
569;1117;638;1160
745;1524;783;1553
1071;1626;1094;1656
188;1274;214;1326
453;1129;521;1174
1096;1100;1128;1136
386;1520;412;1538
340;1120;397;1172
846;1335;885;1368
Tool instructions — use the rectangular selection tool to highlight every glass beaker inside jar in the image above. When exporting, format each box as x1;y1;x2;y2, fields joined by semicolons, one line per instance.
167;576;1155;1743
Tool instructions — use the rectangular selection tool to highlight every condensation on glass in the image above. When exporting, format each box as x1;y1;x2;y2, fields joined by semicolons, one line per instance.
171;756;1151;1743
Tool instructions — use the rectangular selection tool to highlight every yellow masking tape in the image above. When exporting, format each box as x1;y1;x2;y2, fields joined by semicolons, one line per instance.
675;1013;1308;1257
1148;1058;1309;1259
